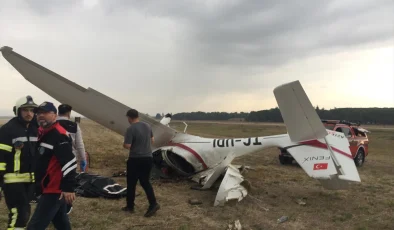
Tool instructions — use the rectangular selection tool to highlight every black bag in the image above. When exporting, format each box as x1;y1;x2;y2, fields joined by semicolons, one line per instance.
75;172;127;199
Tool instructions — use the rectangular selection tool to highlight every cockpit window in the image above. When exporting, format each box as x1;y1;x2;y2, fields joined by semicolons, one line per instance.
353;128;367;137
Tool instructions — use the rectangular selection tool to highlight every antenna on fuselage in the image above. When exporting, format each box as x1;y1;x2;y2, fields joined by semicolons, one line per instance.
183;122;188;133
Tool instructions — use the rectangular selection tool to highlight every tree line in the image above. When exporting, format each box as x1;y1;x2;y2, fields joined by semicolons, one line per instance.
169;107;394;124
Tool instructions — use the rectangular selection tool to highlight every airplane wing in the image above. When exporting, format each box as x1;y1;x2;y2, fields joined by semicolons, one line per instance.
0;46;177;148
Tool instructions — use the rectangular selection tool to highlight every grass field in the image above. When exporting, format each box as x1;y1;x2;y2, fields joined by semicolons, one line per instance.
0;119;393;230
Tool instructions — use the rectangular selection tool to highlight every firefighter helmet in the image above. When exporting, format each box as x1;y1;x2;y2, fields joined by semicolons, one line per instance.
13;95;38;115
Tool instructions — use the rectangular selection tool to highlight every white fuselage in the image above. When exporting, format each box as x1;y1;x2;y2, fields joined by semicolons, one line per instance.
154;132;292;174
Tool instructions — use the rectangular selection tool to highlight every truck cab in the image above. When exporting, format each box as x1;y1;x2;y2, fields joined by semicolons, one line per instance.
279;120;370;167
322;120;369;166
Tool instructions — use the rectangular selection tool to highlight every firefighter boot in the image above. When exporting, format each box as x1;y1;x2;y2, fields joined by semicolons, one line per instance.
3;183;31;229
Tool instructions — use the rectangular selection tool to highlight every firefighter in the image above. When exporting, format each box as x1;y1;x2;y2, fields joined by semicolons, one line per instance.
0;95;39;230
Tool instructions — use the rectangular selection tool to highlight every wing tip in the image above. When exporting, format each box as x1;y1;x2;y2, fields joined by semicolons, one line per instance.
0;46;13;53
273;80;301;93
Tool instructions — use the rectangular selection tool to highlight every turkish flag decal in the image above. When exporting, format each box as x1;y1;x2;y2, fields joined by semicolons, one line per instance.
313;163;328;170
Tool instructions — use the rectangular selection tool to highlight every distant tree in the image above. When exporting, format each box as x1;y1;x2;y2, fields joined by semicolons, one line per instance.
171;108;394;124
155;113;161;119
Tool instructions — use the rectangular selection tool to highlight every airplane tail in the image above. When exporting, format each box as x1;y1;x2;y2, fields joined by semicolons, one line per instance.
273;81;361;189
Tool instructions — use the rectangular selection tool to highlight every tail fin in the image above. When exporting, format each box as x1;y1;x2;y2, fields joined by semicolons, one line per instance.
273;80;328;142
274;81;361;189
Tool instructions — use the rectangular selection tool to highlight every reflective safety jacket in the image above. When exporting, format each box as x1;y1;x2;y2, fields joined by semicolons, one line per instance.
35;122;77;194
0;117;39;185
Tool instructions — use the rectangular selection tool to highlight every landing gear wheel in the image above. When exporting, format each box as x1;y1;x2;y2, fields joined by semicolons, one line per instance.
354;149;365;167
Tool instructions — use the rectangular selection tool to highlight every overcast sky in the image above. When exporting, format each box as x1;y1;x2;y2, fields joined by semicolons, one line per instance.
0;0;393;116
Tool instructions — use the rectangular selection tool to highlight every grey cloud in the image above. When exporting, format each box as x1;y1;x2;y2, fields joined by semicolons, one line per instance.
104;0;394;102
111;0;394;68
0;0;393;114
22;0;79;15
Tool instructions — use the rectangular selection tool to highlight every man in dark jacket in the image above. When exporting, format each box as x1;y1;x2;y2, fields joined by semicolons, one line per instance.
27;102;77;230
0;95;39;230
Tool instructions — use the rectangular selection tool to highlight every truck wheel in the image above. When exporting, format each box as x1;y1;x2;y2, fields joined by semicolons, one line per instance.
354;149;365;167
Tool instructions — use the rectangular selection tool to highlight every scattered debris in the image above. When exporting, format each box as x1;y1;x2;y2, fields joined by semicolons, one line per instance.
295;197;307;206
233;165;255;172
247;194;269;211
188;198;203;205
227;219;242;230
277;216;289;224
240;180;252;192
214;165;249;206
112;170;126;177
234;220;242;230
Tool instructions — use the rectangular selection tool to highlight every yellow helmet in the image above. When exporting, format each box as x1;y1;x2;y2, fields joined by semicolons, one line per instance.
13;95;38;115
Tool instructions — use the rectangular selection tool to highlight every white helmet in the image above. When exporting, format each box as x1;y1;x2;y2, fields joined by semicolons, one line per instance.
13;95;38;116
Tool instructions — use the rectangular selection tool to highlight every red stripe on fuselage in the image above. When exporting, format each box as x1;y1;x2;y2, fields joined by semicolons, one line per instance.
300;140;353;159
168;142;208;169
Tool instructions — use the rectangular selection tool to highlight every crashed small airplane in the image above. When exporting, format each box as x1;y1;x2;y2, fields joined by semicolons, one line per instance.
0;46;361;206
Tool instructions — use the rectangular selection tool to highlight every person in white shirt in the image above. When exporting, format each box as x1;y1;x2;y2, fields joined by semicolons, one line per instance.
56;104;87;172
56;104;87;215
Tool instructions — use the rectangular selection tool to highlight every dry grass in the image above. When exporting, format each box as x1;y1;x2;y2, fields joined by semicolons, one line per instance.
0;119;393;230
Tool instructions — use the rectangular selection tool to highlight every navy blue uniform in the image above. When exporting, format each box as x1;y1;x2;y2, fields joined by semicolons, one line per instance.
0;117;38;229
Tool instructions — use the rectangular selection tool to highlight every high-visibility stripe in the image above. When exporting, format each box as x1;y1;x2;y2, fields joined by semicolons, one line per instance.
3;173;34;183
7;208;17;230
62;157;76;172
62;157;77;177
64;164;77;177
0;144;12;152
40;142;53;149
11;136;38;144
14;149;21;172
12;137;27;143
0;162;6;171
